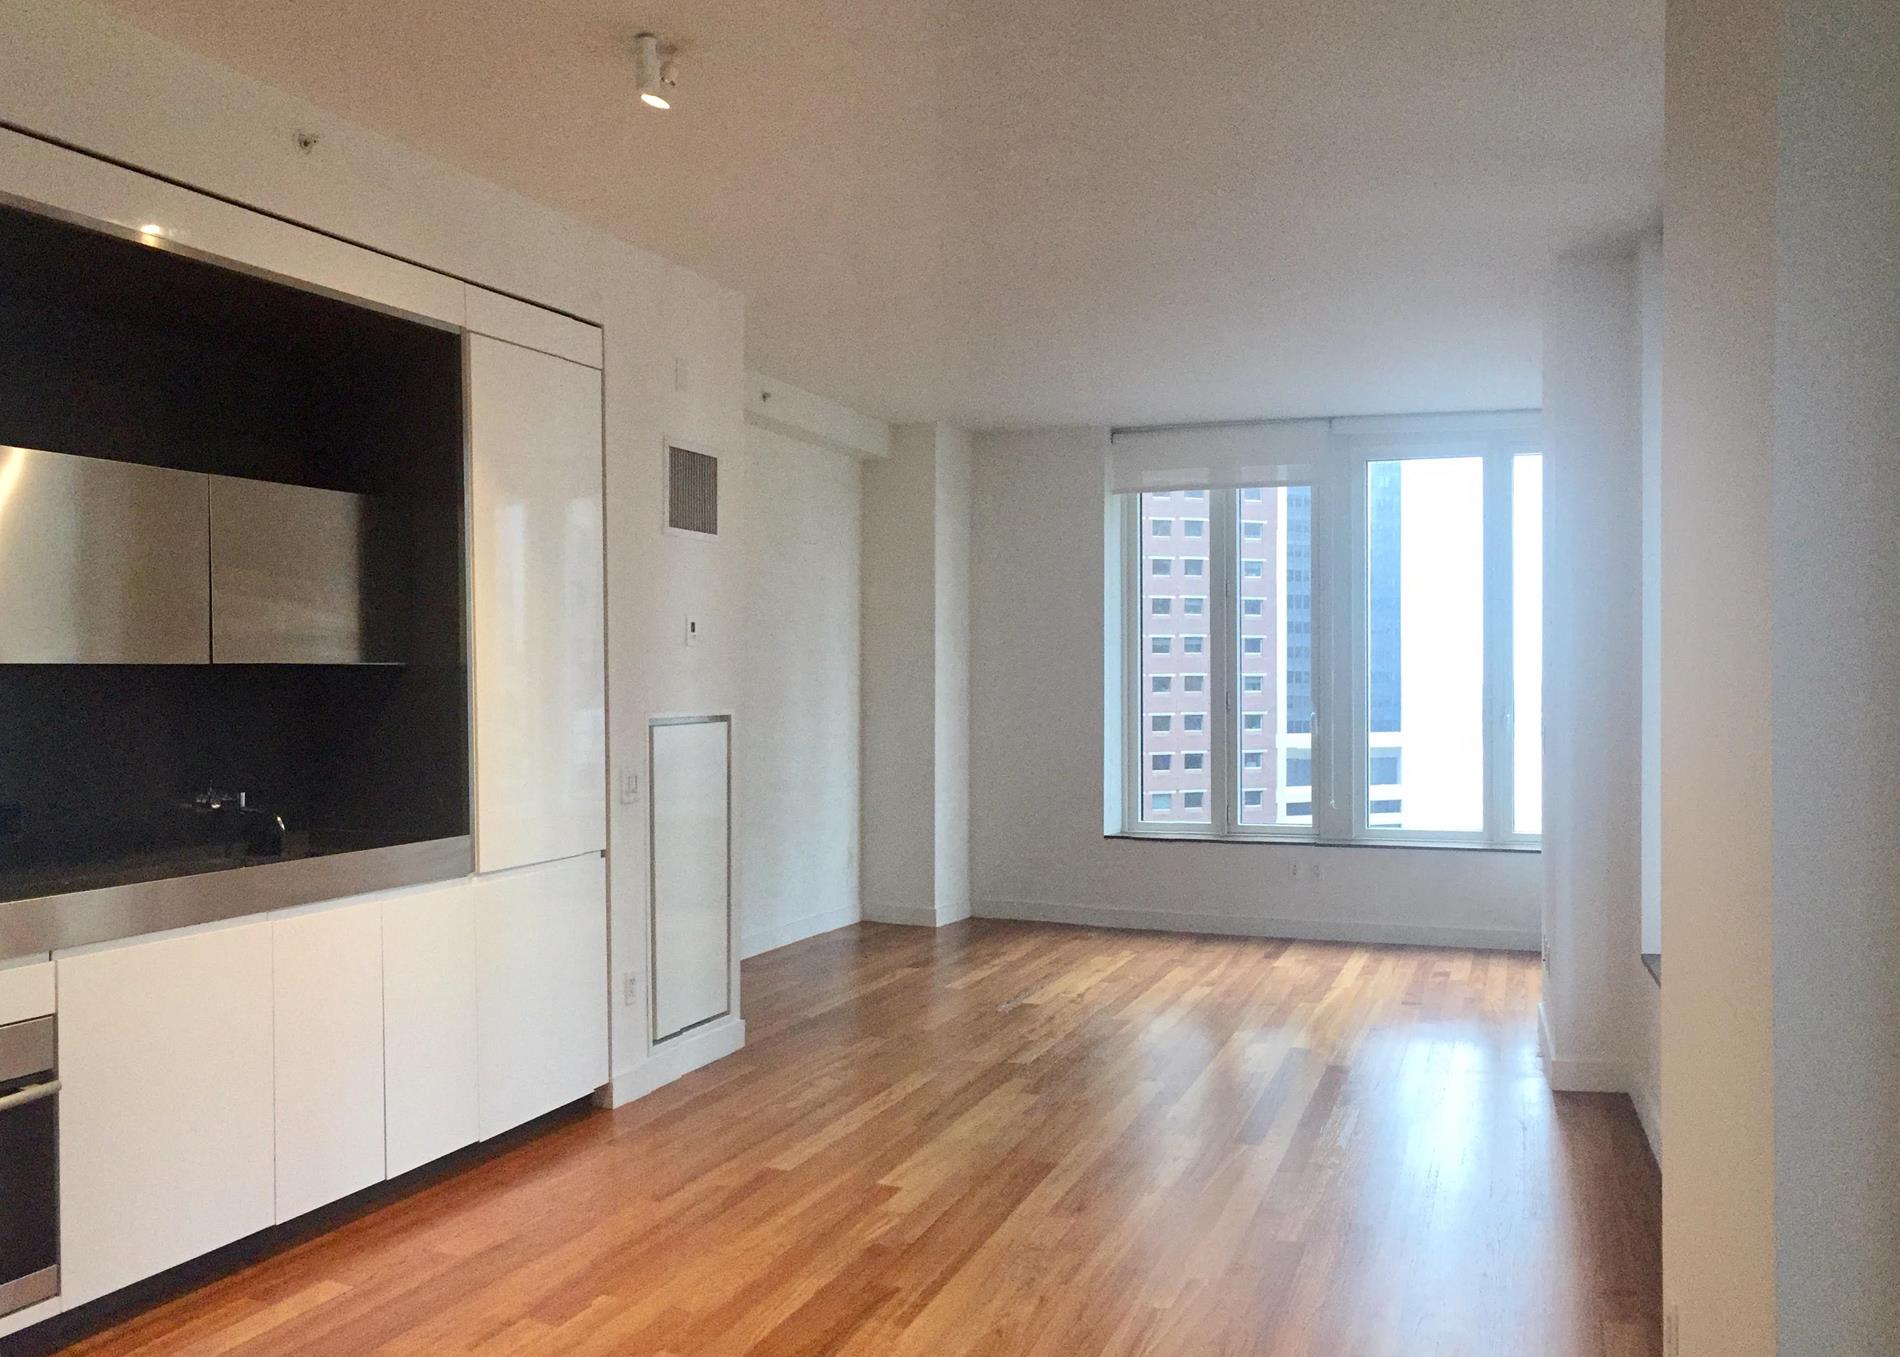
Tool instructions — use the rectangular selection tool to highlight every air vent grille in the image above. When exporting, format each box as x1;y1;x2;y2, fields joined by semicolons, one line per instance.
668;445;718;536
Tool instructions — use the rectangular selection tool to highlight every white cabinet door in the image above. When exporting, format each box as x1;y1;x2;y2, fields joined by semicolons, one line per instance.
467;334;606;876
383;882;479;1177
58;920;275;1307
475;854;609;1138
651;719;732;1041
273;899;385;1222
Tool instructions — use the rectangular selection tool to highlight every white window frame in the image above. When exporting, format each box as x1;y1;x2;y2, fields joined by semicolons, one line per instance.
1115;411;1540;849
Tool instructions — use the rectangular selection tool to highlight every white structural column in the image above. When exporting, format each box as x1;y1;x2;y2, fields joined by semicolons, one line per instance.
861;422;973;927
1769;0;1900;1350
1539;244;1645;1095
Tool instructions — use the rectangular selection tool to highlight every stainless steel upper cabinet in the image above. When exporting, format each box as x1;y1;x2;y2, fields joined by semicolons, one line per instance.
208;477;403;665
0;446;210;663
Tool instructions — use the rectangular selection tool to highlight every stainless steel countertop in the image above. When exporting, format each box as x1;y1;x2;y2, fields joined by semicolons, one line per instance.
0;835;471;961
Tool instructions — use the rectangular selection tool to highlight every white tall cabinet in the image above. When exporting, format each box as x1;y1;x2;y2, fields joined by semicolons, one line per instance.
466;332;607;877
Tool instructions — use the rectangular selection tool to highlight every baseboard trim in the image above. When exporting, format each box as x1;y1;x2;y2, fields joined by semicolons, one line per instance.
602;1014;746;1108
1630;1081;1662;1160
862;901;971;928
1538;1000;1640;1094
740;907;860;959
974;897;1540;953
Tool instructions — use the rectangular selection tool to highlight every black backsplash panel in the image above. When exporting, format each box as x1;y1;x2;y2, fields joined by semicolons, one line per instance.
0;201;470;900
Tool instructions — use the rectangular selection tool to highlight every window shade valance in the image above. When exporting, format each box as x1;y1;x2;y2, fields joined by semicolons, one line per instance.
1107;419;1328;494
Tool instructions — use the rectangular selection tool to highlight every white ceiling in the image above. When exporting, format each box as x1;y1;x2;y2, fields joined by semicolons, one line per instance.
102;0;1661;429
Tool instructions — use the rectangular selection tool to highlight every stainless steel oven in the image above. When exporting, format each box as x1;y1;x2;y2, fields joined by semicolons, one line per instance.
0;1016;58;1317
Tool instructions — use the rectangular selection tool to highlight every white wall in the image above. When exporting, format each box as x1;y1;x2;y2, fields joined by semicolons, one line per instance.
1631;227;1663;1151
1661;0;1779;1346
1540;245;1645;1096
0;0;748;1101
970;427;1541;950
735;422;863;958
932;427;974;926
1770;0;1900;1348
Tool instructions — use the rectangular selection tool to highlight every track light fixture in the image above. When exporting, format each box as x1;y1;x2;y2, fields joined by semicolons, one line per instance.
636;32;677;110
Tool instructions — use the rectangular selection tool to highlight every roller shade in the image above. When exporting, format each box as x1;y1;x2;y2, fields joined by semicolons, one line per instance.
1108;419;1329;493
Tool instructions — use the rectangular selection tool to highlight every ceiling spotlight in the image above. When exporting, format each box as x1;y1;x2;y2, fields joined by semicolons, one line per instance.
636;32;676;109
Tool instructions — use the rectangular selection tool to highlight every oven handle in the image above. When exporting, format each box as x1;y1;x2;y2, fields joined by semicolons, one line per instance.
0;1078;59;1113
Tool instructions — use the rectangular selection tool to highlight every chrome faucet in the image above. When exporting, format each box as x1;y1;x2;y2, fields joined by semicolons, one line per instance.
187;789;287;857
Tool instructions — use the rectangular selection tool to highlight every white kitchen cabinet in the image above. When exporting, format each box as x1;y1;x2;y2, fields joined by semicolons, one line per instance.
475;853;609;1138
272;898;385;1222
382;882;480;1177
651;718;733;1041
467;334;607;876
57;920;275;1307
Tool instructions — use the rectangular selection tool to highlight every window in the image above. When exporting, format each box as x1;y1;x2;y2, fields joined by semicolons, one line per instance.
1152;753;1172;771
1151;715;1172;733
1151;792;1173;814
1151;558;1173;576
1116;414;1540;846
1150;597;1173;616
1150;517;1173;536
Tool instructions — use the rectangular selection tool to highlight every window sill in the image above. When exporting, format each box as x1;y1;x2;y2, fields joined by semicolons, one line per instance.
1641;952;1662;985
1105;832;1540;854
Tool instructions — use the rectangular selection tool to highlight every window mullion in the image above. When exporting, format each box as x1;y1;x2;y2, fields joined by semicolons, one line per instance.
1483;444;1514;845
1120;494;1142;833
1210;488;1239;836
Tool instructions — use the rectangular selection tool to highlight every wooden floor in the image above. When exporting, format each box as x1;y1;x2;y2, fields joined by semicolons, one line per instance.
54;921;1660;1356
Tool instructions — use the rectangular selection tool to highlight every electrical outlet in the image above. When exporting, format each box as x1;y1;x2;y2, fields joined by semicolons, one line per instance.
619;768;641;804
684;614;701;647
623;972;640;1007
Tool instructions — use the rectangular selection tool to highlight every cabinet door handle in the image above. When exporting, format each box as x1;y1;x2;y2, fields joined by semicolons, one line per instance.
0;1078;60;1113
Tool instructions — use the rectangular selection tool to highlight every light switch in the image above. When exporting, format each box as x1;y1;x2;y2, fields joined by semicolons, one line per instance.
619;768;641;804
684;614;701;647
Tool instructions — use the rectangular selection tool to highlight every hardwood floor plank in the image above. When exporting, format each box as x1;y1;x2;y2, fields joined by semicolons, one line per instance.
40;921;1660;1357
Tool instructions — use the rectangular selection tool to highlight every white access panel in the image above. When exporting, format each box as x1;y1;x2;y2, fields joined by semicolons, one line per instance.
651;718;732;1042
467;333;607;876
272;898;386;1222
57;920;275;1307
382;882;480;1177
475;853;610;1138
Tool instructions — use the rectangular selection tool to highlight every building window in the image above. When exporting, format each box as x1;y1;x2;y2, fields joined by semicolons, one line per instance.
1151;792;1174;814
1151;558;1172;576
1151;597;1173;616
1151;635;1173;655
1150;517;1173;536
1152;753;1172;771
1151;715;1172;733
1116;413;1541;846
1151;675;1172;694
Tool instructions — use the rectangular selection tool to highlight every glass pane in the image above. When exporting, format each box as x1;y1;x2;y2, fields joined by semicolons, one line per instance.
1513;454;1543;835
1366;457;1484;832
1139;492;1210;824
1236;485;1315;828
